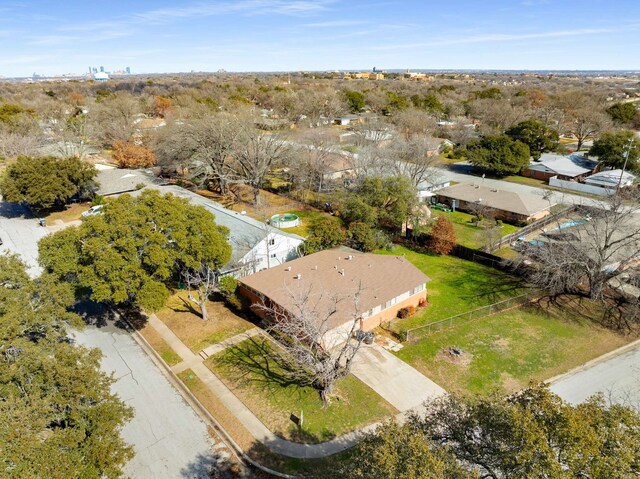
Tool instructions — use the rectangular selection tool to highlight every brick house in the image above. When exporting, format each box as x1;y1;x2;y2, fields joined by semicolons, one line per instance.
238;248;429;342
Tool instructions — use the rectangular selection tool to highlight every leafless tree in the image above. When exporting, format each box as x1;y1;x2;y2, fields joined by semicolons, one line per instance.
387;136;441;190
520;193;640;301
181;264;217;321
256;284;365;407
555;91;611;151
231;131;291;204
0;130;39;158
88;92;140;147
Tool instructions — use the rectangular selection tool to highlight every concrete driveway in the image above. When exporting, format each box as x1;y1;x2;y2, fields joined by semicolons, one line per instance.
352;344;446;412
73;321;225;479
550;342;640;408
0;200;48;276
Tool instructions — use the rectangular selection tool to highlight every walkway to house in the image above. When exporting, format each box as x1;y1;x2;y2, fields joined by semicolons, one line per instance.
144;314;444;458
352;344;446;412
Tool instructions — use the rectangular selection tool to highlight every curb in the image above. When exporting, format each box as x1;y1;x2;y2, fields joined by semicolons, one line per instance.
546;337;640;385
121;319;298;479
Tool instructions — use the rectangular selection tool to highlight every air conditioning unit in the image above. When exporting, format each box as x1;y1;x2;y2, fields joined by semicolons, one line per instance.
285;266;291;271
294;274;302;279
347;255;353;260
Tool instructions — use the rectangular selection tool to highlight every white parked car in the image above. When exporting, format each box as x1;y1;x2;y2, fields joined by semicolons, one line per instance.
81;205;105;217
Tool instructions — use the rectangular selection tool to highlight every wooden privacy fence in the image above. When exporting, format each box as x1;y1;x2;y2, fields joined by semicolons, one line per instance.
403;289;542;342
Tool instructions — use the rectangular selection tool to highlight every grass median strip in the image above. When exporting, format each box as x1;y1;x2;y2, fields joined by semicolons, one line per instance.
139;324;182;367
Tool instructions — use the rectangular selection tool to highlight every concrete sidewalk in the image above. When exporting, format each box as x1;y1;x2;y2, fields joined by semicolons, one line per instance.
145;315;426;458
352;344;446;412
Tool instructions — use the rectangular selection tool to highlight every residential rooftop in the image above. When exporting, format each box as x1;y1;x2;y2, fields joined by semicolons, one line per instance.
436;183;553;216
239;247;430;331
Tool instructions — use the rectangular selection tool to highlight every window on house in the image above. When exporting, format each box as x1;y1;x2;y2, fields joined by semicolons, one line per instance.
385;297;396;309
413;284;425;295
270;253;277;258
268;238;275;246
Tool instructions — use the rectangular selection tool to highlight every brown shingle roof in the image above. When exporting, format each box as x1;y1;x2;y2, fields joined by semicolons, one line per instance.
239;248;430;330
436;183;552;217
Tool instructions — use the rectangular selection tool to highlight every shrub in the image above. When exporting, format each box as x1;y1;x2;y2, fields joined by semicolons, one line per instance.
91;195;104;206
397;306;416;319
111;140;156;168
218;275;238;299
418;297;427;307
427;216;456;255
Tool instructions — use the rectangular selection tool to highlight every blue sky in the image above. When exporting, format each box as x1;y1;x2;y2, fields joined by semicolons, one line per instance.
1;0;639;77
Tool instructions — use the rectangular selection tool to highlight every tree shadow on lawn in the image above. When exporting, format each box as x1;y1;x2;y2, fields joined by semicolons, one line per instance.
217;336;304;391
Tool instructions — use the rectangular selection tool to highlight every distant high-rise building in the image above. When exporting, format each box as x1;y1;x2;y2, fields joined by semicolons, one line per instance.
93;67;97;73
126;67;131;74
88;66;92;74
100;66;104;72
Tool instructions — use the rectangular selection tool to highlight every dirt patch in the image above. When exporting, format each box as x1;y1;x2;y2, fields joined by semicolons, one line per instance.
492;337;510;352
500;372;523;393
436;346;473;366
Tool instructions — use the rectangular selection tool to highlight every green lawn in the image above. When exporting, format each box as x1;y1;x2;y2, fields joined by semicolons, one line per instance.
431;210;521;249
396;300;629;396
501;175;547;187
207;337;397;444
376;245;526;332
283;209;333;238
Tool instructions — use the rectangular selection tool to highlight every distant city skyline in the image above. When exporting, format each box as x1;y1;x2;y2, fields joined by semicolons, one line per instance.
1;0;639;78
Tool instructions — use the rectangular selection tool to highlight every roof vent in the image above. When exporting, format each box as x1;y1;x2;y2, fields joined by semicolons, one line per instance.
313;265;318;271
491;188;498;192
240;210;247;215
347;255;353;260
474;184;480;189
294;274;302;279
339;269;345;276
338;256;341;260
285;266;291;271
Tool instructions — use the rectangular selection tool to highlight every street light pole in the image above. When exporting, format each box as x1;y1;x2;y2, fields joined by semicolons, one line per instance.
617;137;635;192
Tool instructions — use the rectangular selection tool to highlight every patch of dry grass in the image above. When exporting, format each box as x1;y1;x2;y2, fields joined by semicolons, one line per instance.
45;202;91;223
156;290;256;352
139;323;182;366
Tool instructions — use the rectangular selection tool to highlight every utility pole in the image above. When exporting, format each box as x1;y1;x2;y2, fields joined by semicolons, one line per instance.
617;137;635;192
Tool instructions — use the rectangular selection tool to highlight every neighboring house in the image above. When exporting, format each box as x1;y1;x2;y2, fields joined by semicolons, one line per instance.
94;167;157;196
94;72;109;82
584;169;636;189
416;175;451;201
522;153;597;182
238;247;429;343
435;183;553;223
153;185;304;278
334;114;364;126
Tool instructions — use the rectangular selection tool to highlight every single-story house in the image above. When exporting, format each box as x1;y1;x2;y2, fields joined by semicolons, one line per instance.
334;114;364;126
435;183;553;223
584;169;635;189
522;153;597;182
238;248;429;344
152;185;304;278
417;177;452;201
94;167;158;196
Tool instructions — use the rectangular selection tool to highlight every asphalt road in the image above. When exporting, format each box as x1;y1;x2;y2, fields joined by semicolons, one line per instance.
0;199;227;478
73;321;225;479
0;200;47;276
550;344;640;408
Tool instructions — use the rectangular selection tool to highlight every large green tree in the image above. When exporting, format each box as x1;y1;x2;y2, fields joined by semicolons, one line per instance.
338;385;640;479
334;422;473;479
300;217;347;255
589;130;640;171
343;90;365;113
607;102;639;125
505;119;559;159
351;176;418;232
0;255;133;478
39;189;232;312
0;156;97;210
418;385;640;479
466;134;531;176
